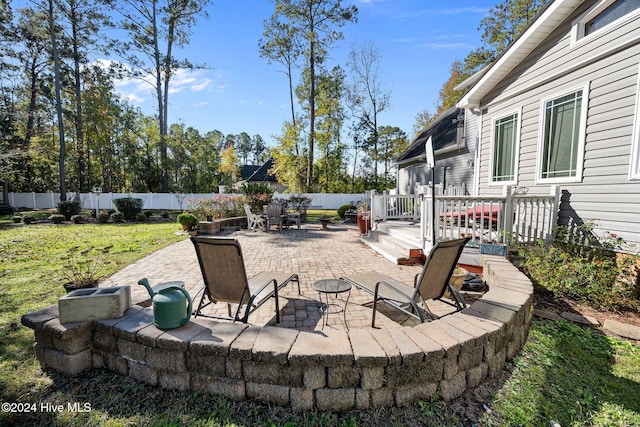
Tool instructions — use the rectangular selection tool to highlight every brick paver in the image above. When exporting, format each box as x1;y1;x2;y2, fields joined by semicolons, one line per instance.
109;222;459;331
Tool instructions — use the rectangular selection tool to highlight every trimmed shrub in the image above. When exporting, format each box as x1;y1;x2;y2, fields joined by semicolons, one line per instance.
98;212;111;223
135;212;147;222
12;215;22;223
49;214;65;224
111;212;124;222
160;211;169;219
337;203;356;219
22;215;36;224
113;197;143;220
71;215;86;224
144;210;154;218
57;200;81;221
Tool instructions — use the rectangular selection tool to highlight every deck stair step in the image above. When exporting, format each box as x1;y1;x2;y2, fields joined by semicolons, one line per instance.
361;220;484;267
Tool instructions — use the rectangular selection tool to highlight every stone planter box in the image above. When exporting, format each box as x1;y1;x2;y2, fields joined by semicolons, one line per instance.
58;286;131;324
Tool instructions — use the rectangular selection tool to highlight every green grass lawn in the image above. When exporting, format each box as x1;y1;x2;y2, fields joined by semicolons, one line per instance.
1;220;638;426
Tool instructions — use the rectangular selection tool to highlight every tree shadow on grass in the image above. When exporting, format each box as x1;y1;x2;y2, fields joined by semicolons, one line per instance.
483;318;640;426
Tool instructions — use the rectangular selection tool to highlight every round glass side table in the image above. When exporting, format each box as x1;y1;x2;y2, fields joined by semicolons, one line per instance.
312;278;352;330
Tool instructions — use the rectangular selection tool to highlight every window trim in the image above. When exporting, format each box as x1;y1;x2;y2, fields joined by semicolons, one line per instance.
571;0;640;48
630;62;640;180
489;108;521;186
536;82;590;184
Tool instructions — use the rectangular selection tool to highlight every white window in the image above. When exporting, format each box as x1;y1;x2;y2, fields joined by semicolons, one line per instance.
490;110;520;185
537;84;589;183
572;0;640;45
630;63;640;180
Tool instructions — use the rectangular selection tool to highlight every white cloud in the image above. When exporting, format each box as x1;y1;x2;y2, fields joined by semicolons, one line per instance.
193;101;209;108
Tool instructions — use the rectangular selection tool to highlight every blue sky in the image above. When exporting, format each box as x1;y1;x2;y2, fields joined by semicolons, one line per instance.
114;1;495;146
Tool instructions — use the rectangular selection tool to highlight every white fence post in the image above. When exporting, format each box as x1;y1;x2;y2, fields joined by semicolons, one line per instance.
503;186;513;244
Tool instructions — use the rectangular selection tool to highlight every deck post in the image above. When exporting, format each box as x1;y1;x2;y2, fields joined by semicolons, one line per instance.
503;186;514;244
547;185;560;243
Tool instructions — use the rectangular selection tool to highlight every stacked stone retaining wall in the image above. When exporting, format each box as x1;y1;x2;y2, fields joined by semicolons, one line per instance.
21;255;533;411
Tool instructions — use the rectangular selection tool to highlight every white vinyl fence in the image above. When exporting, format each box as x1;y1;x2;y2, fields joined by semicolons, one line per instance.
7;192;370;211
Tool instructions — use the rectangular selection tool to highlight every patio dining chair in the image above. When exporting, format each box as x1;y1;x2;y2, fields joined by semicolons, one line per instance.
264;202;286;231
190;236;300;323
244;204;265;232
341;237;470;327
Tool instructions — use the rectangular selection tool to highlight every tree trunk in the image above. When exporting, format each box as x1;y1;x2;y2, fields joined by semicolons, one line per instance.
49;0;67;201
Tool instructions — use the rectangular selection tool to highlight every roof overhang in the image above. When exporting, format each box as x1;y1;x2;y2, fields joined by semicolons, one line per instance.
458;0;584;109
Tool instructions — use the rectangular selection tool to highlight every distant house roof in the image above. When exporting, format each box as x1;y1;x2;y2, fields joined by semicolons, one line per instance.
240;158;277;183
396;107;463;166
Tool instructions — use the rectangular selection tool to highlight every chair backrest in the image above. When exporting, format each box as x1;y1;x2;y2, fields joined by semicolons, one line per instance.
413;237;470;302
265;203;283;223
190;236;251;304
243;204;255;219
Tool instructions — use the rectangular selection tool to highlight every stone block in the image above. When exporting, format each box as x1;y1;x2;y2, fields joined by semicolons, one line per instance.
118;340;146;363
402;327;445;358
103;353;129;376
246;382;290;405
146;347;185;372
43;347;92;375
388;328;423;365
33;342;47;368
370;388;394;408
466;365;484;388
439;371;466;401
92;350;104;369
314;388;355;412
360;366;385;390
191;374;246;401
561;311;599;326
42;317;92;342
252;326;298;364
243;361;302;387
604;319;640;340
228;325;260;360
34;329;54;348
189;322;248;356
93;329;117;352
394;382;438;407
303;365;326;389
21;305;59;331
185;353;226;376
156;321;210;351
385;356;444;387
290;387;314;411
289;329;353;366
328;365;359;388
58;286;130;324
129;361;157;385
349;329;388;367
112;308;155;341
226;358;243;379
368;329;402;365
159;371;190;391
355;389;370;409
487;348;506;377
136;324;163;347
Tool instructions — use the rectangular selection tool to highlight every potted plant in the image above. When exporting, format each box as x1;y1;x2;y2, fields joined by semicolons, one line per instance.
61;246;114;293
356;202;371;235
177;212;198;231
319;215;332;229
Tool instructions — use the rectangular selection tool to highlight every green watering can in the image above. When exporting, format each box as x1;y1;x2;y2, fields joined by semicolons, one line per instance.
138;278;192;329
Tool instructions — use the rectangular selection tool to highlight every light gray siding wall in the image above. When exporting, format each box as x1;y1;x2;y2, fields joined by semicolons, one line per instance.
476;0;640;250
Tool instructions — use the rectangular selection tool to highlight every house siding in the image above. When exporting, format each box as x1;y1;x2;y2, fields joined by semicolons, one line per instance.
475;0;640;250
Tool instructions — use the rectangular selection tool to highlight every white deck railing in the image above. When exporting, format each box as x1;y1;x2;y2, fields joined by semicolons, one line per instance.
370;186;560;249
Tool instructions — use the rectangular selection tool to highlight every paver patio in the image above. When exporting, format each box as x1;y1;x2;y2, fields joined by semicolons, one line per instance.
108;221;462;331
